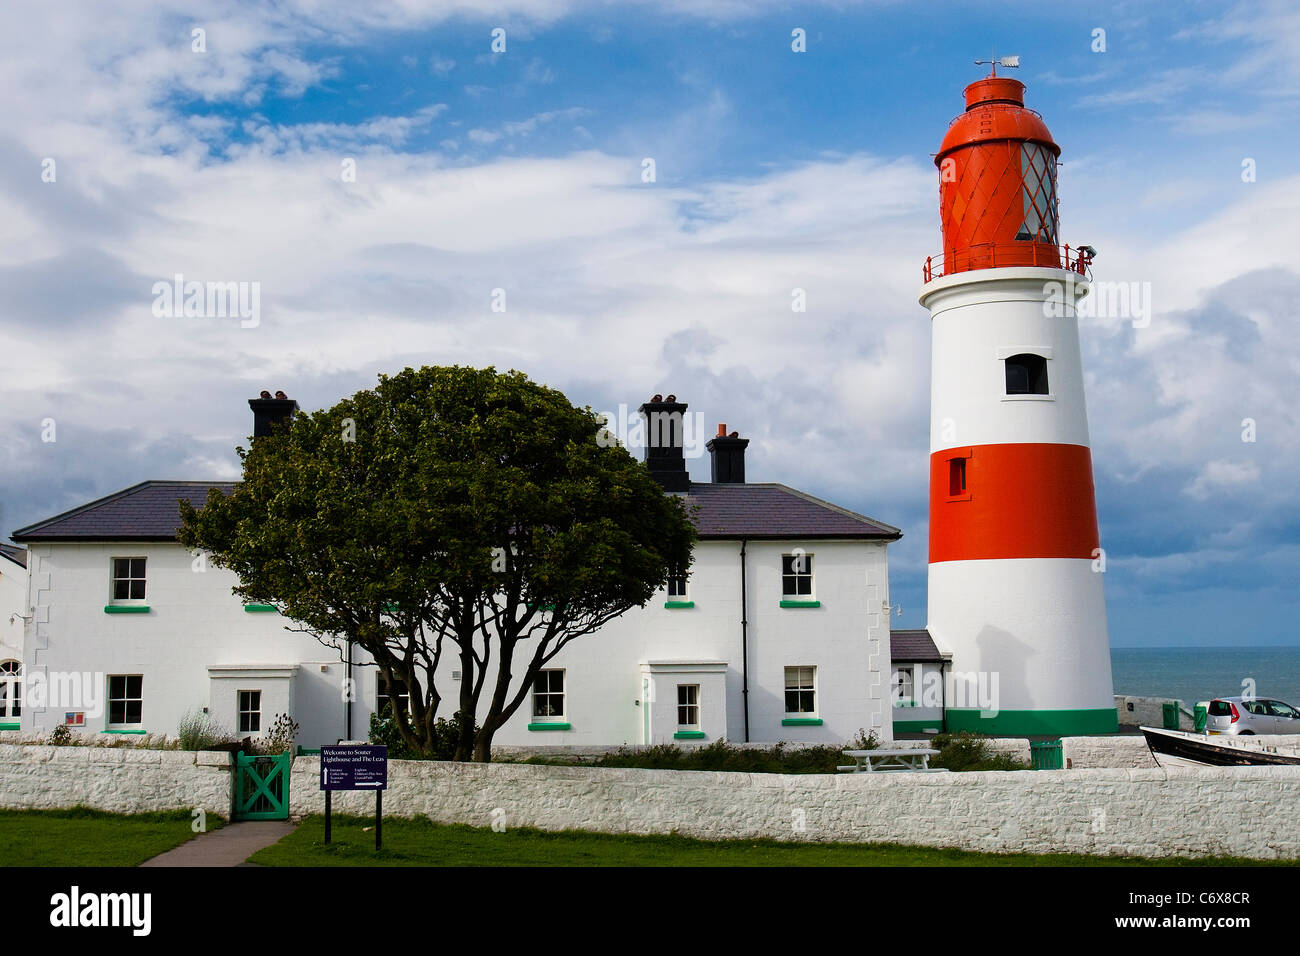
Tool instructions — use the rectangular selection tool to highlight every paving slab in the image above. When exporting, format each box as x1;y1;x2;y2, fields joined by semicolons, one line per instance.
140;821;297;867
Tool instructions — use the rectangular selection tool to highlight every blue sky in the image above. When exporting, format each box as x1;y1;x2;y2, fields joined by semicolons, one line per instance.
2;0;1299;647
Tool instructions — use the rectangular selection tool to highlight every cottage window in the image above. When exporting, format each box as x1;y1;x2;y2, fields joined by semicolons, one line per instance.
895;666;915;704
781;553;814;597
107;675;143;728
677;684;700;729
376;673;411;718
532;669;565;719
784;666;817;715
111;557;147;601
0;660;21;721
238;690;262;733
667;564;689;599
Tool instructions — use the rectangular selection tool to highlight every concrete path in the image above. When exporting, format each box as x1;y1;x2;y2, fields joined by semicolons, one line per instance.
140;821;297;867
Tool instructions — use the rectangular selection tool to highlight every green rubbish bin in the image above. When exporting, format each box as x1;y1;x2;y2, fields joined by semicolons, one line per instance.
1030;739;1064;770
1193;704;1207;733
1162;701;1180;730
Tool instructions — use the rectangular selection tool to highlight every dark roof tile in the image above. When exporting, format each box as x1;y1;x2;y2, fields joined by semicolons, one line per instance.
11;481;235;541
891;629;945;663
12;479;902;544
685;482;900;540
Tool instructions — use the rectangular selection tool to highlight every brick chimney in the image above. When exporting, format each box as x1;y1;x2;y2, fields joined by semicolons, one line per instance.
249;389;299;438
707;423;748;484
637;394;690;492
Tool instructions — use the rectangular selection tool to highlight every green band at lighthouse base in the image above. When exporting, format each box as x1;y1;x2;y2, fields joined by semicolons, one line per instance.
943;707;1118;736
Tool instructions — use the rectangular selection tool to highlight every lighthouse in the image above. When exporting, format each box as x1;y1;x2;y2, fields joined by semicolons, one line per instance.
919;61;1118;735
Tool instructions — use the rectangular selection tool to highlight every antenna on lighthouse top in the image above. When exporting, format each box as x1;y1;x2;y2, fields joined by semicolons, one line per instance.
974;54;1021;77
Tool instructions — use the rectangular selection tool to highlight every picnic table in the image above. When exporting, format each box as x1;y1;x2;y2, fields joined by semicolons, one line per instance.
839;748;948;773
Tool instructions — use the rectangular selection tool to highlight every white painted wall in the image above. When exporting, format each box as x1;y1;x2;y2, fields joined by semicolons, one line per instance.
22;535;894;749
927;558;1114;712
922;267;1092;452
22;541;346;747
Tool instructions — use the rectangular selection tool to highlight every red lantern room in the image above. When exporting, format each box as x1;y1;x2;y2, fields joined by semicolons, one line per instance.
931;70;1066;276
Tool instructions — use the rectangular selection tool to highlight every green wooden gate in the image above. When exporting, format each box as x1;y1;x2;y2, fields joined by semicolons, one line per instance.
1029;739;1064;770
234;752;291;821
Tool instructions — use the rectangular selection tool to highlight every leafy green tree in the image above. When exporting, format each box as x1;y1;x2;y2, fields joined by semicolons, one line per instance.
179;366;695;761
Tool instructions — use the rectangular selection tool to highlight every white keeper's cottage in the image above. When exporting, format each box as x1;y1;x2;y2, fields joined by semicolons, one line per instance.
9;392;925;750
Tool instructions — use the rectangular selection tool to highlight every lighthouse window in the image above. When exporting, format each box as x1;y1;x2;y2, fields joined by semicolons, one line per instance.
1017;143;1058;244
1005;353;1049;395
948;458;967;496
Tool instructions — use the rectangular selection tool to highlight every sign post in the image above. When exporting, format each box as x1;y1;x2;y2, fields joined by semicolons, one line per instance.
319;744;388;851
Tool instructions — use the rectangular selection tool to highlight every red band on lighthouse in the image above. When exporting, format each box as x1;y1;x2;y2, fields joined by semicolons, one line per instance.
929;443;1100;563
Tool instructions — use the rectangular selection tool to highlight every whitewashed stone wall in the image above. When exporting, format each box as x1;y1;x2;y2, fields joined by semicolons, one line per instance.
1062;735;1156;768
290;756;1300;859
0;743;231;817
1116;695;1196;730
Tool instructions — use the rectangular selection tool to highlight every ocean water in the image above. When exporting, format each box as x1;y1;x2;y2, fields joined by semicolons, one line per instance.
1111;646;1300;707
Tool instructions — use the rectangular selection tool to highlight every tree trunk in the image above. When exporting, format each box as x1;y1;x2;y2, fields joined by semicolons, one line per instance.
454;636;477;761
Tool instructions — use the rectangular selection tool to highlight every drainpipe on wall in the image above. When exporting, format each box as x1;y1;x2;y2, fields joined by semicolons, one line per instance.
345;638;354;741
740;539;749;743
940;657;948;734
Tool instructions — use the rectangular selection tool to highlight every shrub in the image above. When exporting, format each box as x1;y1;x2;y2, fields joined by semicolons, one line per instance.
177;709;234;751
48;725;72;746
929;732;1030;771
255;713;300;755
368;709;477;761
524;734;879;775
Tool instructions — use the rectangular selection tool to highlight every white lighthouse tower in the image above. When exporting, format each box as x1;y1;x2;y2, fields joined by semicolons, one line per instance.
919;62;1117;735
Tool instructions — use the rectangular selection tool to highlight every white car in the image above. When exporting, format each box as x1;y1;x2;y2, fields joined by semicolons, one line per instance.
1206;696;1300;735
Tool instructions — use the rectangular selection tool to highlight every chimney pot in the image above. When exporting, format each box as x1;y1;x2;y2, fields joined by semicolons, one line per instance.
665;394;676;402
651;393;663;402
249;391;300;439
707;426;749;484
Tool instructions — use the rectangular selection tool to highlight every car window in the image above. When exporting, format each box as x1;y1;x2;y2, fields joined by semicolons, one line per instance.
1208;700;1233;716
1268;701;1299;719
1247;701;1269;715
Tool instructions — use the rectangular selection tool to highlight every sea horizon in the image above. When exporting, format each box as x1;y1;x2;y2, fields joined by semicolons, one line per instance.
1111;646;1300;707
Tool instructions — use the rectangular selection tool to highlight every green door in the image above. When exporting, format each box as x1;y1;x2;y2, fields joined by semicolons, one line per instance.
234;753;291;821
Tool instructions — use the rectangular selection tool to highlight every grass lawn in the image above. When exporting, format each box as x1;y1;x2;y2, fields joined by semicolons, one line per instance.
0;808;216;866
251;815;1288;867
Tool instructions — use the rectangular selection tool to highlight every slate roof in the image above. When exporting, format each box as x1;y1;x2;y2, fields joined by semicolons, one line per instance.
890;629;945;663
11;481;235;542
0;543;26;568
11;479;901;544
685;482;900;540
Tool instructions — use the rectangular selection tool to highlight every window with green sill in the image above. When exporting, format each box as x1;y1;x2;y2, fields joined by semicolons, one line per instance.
107;674;143;730
667;563;689;602
784;665;816;718
781;552;813;602
110;556;147;603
